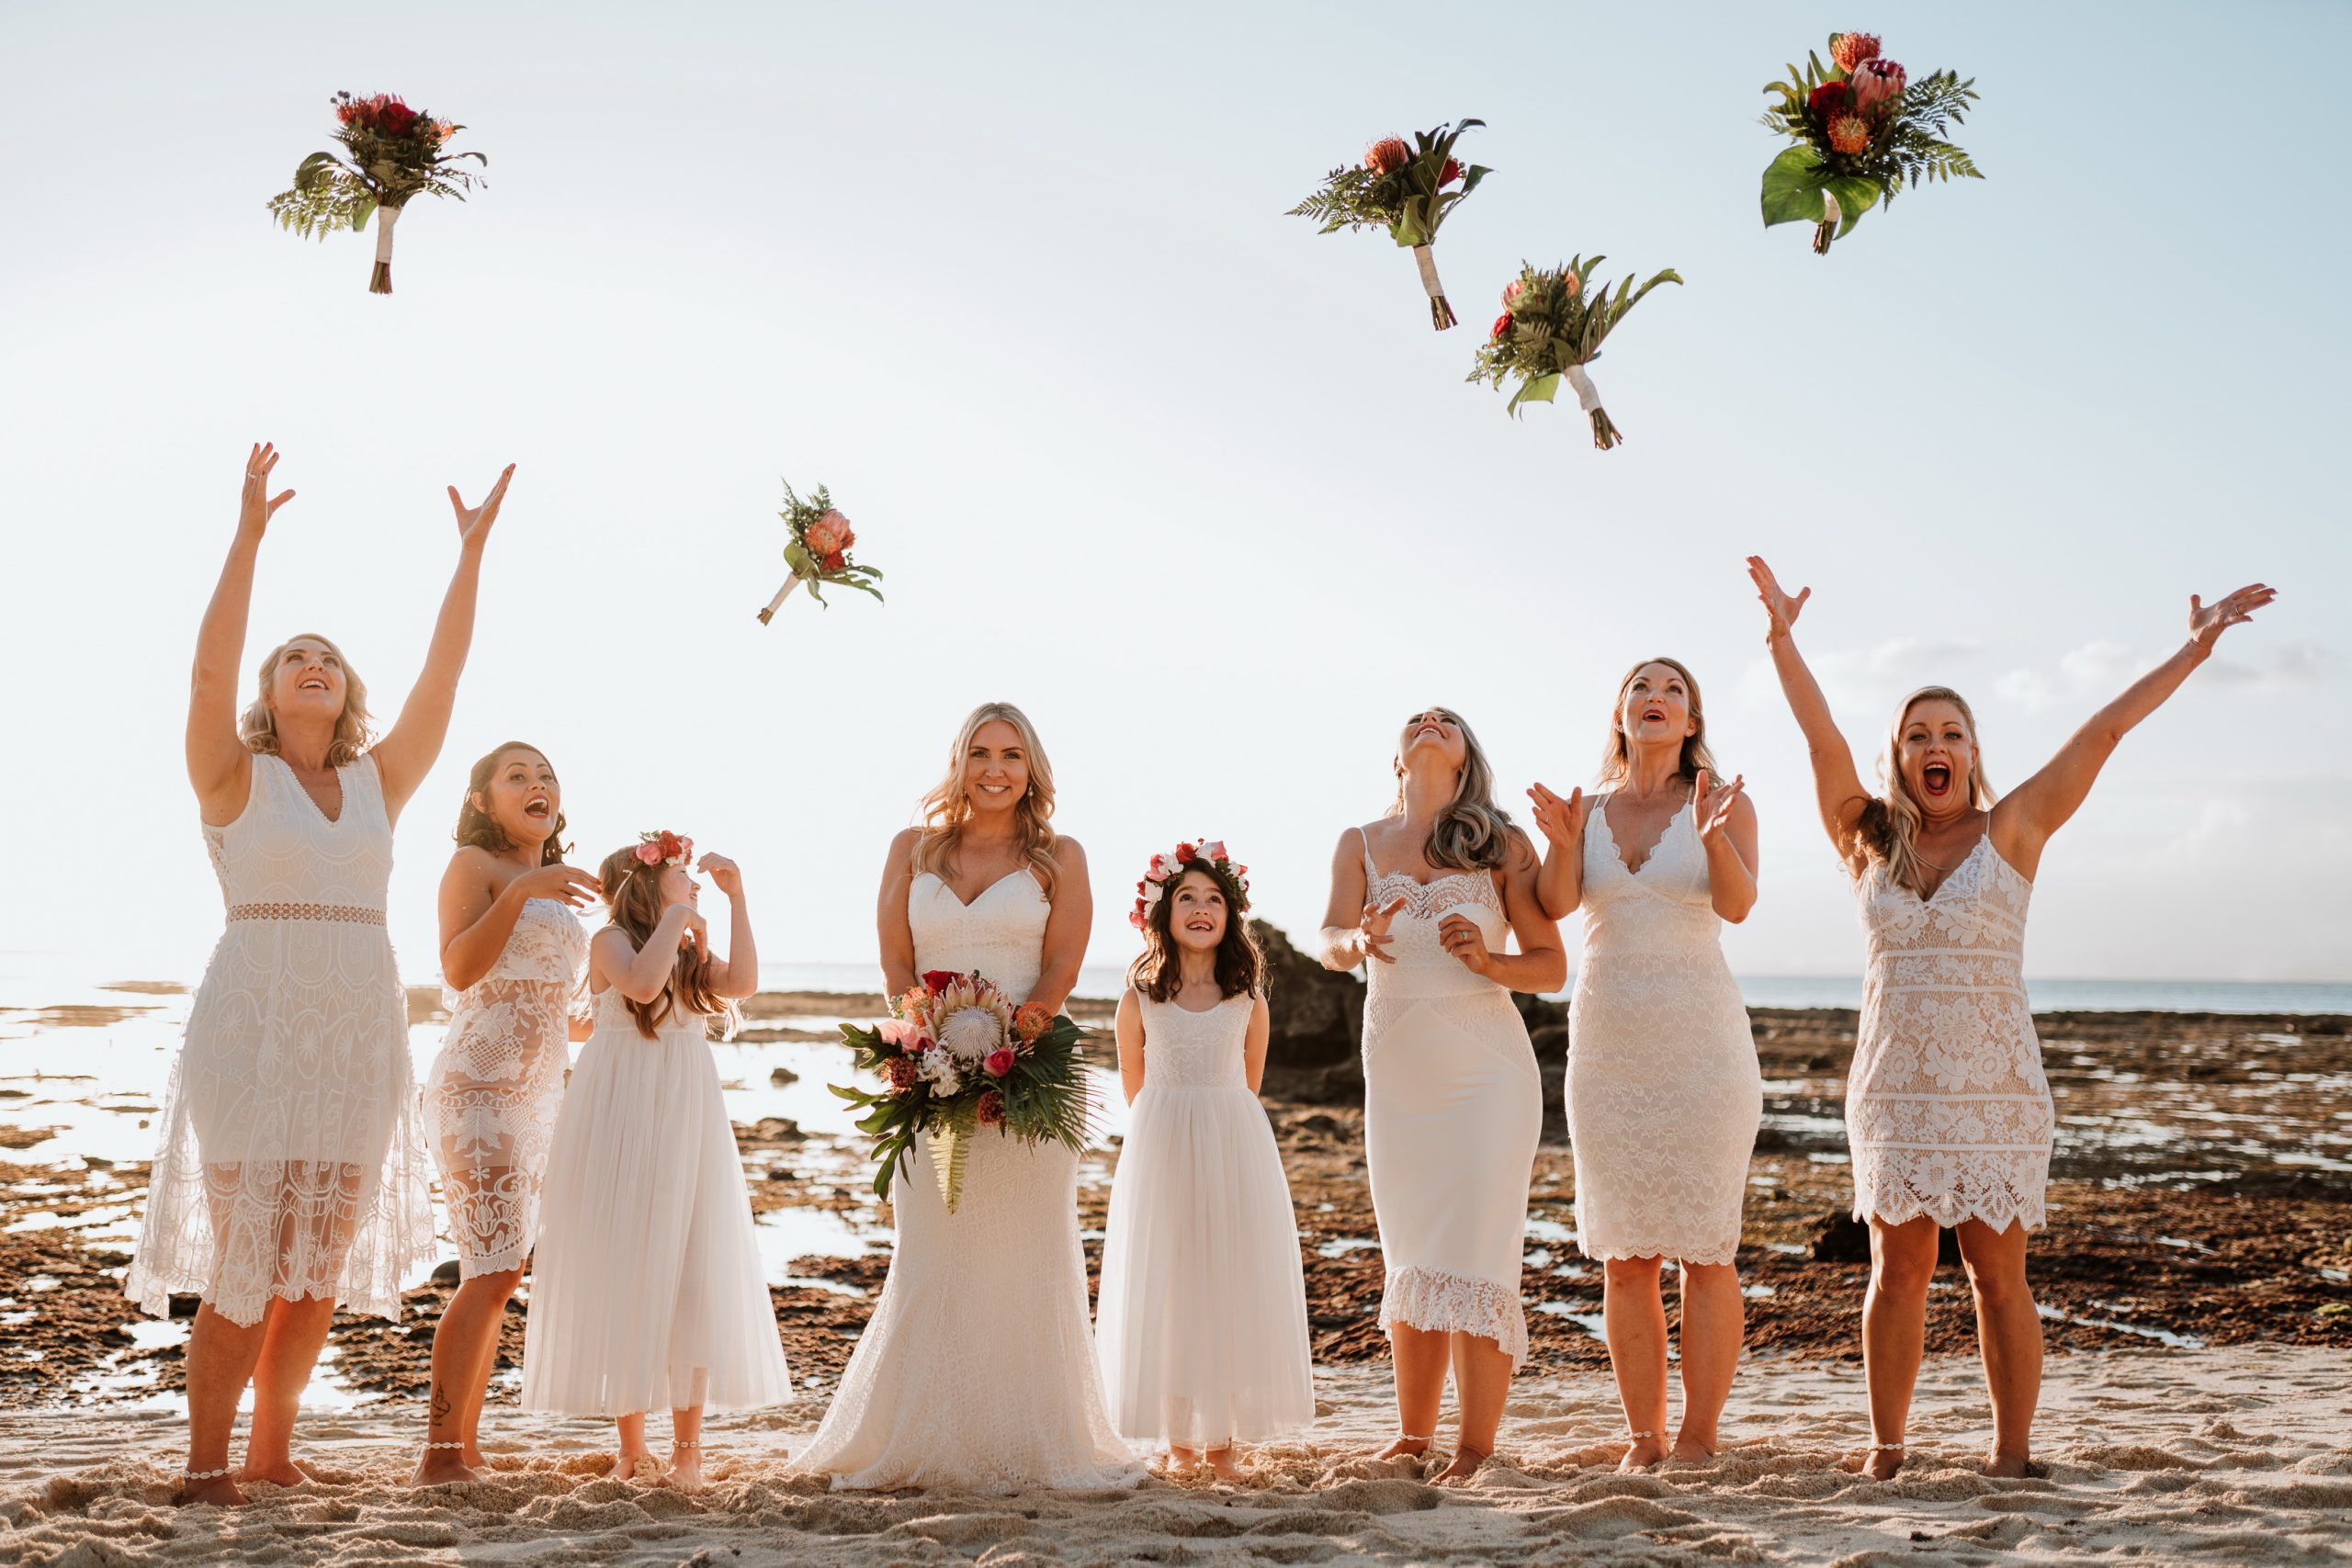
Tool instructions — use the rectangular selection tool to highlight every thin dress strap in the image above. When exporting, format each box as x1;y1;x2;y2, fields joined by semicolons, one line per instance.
1357;826;1379;880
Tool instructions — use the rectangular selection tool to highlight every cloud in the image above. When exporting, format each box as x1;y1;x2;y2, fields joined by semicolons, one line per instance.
1997;637;2334;709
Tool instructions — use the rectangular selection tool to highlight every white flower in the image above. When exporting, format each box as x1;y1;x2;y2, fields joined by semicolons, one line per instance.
937;1004;1006;1066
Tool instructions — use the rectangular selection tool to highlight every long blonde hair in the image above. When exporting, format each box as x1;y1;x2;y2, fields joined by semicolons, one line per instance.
240;632;372;767
1390;705;1517;872
913;702;1061;895
1596;655;1722;791
1850;685;1996;896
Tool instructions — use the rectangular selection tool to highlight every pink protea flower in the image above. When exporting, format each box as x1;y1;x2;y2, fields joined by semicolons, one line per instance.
1830;32;1881;73
804;509;854;557
1501;278;1522;308
1363;137;1411;176
1828;113;1872;154
1850;59;1907;110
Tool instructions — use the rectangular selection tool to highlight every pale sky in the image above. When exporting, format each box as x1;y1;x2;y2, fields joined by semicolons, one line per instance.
2;1;2345;987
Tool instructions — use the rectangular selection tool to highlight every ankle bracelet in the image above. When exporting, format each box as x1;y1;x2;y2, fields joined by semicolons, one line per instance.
423;1441;467;1451
671;1440;699;1451
1865;1440;1905;1451
182;1464;235;1482
1625;1430;1660;1442
1393;1432;1432;1443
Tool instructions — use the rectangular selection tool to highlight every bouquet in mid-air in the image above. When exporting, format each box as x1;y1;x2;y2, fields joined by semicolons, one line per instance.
266;91;486;293
1287;119;1490;329
1467;258;1681;450
829;970;1096;1213
1759;32;1982;255
757;480;883;623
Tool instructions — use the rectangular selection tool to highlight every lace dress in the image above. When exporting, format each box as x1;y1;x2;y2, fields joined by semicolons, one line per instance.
1849;835;2052;1231
1566;799;1763;1265
520;988;791;1416
125;754;435;1326
1359;837;1541;1369
422;897;587;1276
1096;994;1314;1450
794;870;1142;1492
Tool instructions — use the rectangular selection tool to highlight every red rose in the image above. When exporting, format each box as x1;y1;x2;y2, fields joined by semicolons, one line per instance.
976;1089;1006;1127
377;97;420;137
1176;843;1196;863
1808;81;1852;122
1440;158;1463;186
1490;312;1512;341
983;1046;1015;1077
921;970;961;995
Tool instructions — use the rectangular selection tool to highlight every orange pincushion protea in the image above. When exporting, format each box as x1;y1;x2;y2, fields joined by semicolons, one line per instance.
1830;32;1881;72
1827;114;1872;154
1363;137;1411;175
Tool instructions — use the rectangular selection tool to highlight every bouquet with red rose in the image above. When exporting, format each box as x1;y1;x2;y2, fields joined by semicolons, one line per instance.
266;91;486;294
1287;119;1491;330
1467;258;1681;450
758;479;884;624
1759;33;1981;255
830;970;1095;1213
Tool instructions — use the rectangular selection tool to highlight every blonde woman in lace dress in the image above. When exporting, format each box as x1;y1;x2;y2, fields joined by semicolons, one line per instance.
126;446;514;1506
1528;659;1762;1470
1748;557;2275;1480
412;742;599;1484
1318;707;1566;1483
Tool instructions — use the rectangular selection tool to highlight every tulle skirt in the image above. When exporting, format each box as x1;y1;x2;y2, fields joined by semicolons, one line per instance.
1096;1083;1315;1449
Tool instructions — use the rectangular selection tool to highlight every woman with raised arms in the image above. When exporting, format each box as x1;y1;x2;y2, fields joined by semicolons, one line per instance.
1747;555;2274;1479
1318;706;1566;1483
126;445;513;1505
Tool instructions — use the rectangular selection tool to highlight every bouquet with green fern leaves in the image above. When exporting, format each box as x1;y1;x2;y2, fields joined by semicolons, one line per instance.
1287;120;1490;329
266;91;486;293
757;479;882;623
1467;258;1681;450
1759;33;1981;255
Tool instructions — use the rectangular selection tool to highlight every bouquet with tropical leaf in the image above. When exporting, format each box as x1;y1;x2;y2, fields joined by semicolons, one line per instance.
829;970;1097;1213
1467;258;1681;450
266;91;486;294
757;479;883;623
1287;119;1490;329
1759;33;1982;255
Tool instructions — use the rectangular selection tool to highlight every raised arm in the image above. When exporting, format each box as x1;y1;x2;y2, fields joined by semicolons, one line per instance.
1995;584;2275;878
1525;782;1589;920
370;465;513;820
876;828;921;998
590;908;698;1006
1025;838;1093;1016
1747;556;1871;852
696;853;760;1000
188;444;294;824
1317;827;1404;971
1692;771;1760;923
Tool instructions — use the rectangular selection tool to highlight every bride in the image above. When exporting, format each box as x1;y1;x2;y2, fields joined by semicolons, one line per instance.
796;702;1140;1491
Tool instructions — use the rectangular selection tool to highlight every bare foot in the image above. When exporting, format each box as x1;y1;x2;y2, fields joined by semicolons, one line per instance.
1373;1437;1430;1464
1616;1435;1668;1472
1840;1446;1905;1480
238;1461;309;1488
1669;1436;1718;1462
176;1475;245;1508
1433;1447;1488;1483
410;1452;480;1486
604;1451;650;1483
461;1448;489;1470
667;1450;706;1495
1981;1450;2038;1479
1204;1447;1244;1483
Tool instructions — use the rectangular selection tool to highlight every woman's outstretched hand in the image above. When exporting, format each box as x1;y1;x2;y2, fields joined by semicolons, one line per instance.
1527;782;1588;850
238;443;296;542
1692;769;1747;845
1358;896;1408;964
447;464;515;551
1746;555;1810;638
2188;583;2276;650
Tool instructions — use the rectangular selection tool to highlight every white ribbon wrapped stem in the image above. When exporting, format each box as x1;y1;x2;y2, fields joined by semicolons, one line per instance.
373;203;401;265
756;575;802;625
1822;190;1841;228
1411;244;1444;300
1561;363;1604;413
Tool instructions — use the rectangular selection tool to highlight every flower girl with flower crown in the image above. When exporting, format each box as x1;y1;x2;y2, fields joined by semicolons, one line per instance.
520;832;789;1494
1095;841;1314;1479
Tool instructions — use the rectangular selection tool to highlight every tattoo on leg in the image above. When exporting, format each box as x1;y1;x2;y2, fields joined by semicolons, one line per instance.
430;1381;452;1424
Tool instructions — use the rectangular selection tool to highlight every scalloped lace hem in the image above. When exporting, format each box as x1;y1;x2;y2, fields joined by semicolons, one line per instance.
1580;1236;1742;1268
1377;1266;1527;1370
1853;1191;2047;1233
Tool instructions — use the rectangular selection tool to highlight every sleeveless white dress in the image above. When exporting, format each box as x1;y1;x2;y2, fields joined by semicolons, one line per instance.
795;870;1141;1492
1566;799;1763;1265
1849;835;2052;1231
520;988;790;1416
126;753;434;1326
422;897;587;1276
1096;993;1314;1450
1359;838;1541;1369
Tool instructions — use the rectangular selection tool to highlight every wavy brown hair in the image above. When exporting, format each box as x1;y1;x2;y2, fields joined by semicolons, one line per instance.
1849;685;1997;897
453;742;569;866
1127;861;1265;1004
595;844;737;1042
1390;705;1518;872
1596;656;1722;790
240;632;372;767
911;701;1061;896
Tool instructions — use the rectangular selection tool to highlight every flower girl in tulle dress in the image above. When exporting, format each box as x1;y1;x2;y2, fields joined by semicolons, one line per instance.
520;831;790;1493
1096;840;1314;1479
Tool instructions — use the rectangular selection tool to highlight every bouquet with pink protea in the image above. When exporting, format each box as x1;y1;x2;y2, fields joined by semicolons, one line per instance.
1467;257;1680;450
757;479;883;624
1760;33;1981;254
1287;119;1490;329
266;91;486;293
829;970;1097;1213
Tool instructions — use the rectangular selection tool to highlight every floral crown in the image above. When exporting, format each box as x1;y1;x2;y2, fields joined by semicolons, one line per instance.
631;829;695;869
1130;839;1250;931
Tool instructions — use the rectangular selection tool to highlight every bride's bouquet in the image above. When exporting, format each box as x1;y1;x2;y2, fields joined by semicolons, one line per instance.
266;91;487;293
1466;257;1681;450
1287;119;1490;329
1759;33;1982;255
758;480;884;624
831;970;1096;1213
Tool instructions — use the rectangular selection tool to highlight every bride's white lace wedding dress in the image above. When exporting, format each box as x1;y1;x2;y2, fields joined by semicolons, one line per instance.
794;869;1142;1492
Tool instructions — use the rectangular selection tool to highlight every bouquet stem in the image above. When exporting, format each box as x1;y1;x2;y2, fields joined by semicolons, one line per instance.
755;573;803;625
368;203;402;294
1562;363;1623;451
1412;245;1456;331
1812;190;1841;258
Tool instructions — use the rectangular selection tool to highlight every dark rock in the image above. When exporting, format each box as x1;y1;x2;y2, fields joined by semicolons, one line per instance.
770;1066;800;1087
1809;1212;1871;1263
167;1293;202;1319
430;1258;464;1285
1254;919;1364;1102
